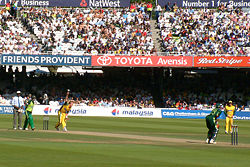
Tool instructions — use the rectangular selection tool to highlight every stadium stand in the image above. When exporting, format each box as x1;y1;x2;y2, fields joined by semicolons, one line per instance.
0;8;41;54
0;66;249;110
1;4;249;56
0;3;249;109
158;7;249;55
20;7;155;55
163;74;249;110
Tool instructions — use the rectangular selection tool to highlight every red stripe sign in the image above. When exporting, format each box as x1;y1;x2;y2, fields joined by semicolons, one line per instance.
194;56;250;67
92;56;193;67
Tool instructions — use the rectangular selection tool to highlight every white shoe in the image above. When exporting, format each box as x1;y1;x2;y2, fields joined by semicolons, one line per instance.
210;139;214;144
225;131;228;134
25;128;28;131
205;138;209;144
13;127;17;130
63;127;67;132
19;127;22;130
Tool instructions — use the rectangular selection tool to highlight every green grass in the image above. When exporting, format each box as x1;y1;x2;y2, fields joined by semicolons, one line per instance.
0;115;250;167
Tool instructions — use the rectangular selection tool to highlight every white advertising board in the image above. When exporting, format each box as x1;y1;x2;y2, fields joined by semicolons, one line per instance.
32;105;162;118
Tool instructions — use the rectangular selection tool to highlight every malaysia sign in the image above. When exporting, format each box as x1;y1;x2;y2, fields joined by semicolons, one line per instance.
0;0;130;7
111;108;161;118
92;55;193;67
194;56;250;67
33;105;88;116
158;0;250;8
0;54;91;66
1;105;250;120
32;105;162;118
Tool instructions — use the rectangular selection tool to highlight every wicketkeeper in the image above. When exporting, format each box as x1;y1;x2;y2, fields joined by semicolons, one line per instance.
205;104;223;144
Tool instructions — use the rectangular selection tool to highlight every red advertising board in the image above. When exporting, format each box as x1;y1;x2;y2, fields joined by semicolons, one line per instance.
92;56;193;67
194;56;250;67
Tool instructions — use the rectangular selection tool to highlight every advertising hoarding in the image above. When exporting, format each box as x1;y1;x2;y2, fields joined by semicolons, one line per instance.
161;109;250;120
0;106;14;114
32;105;162;118
194;56;250;67
158;0;250;8
0;0;130;7
1;54;91;66
92;55;193;67
1;105;250;120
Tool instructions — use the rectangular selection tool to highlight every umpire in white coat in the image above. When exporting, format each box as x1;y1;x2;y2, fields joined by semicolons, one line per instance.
12;91;24;130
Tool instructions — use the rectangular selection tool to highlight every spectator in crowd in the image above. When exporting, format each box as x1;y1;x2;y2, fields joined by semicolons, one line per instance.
172;3;178;13
5;2;11;11
146;2;153;19
165;2;171;12
0;94;4;104
130;3;136;12
42;93;49;105
155;4;162;23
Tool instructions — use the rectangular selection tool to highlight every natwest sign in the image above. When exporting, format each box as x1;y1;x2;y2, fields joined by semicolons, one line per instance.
0;0;129;8
92;55;193;67
89;0;122;7
194;56;250;67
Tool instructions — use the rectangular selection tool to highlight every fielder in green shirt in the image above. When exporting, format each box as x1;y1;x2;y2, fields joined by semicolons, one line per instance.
205;104;223;144
23;96;36;130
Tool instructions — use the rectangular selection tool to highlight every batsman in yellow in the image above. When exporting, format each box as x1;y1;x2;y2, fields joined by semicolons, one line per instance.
55;90;74;132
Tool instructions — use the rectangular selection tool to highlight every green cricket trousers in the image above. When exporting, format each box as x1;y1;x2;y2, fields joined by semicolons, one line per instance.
23;111;35;130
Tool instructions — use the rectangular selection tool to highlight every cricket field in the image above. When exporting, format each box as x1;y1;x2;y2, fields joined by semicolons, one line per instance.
0;115;249;167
